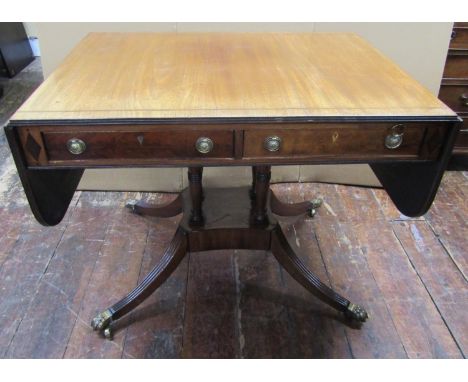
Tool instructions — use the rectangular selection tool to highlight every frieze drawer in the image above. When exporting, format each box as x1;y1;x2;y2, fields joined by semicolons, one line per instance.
243;123;446;161
18;126;235;166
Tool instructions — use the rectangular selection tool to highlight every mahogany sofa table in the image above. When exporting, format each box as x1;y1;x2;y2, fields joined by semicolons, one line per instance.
5;33;460;339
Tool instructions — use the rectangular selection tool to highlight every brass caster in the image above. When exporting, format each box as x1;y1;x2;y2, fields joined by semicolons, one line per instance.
125;200;138;213
308;208;317;217
307;198;322;217
103;327;113;340
345;303;369;323
311;198;323;209
91;309;113;331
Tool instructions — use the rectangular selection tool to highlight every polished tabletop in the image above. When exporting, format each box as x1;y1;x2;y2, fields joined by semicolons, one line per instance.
11;32;456;122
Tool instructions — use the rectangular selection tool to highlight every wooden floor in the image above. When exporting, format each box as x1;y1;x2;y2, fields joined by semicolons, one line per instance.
0;167;466;358
0;59;467;359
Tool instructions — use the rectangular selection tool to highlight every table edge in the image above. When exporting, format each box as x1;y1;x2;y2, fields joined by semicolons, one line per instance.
8;114;462;127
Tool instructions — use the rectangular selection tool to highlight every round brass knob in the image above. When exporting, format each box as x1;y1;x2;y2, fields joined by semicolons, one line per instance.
67;138;86;155
195;137;214;154
264;136;282;152
460;93;468;107
385;125;404;150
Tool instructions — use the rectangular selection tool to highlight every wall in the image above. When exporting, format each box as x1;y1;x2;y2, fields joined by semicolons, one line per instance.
23;22;38;37
32;22;453;191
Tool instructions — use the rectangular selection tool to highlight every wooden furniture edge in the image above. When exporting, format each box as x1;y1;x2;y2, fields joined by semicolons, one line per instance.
5;116;461;225
370;118;462;217
4;124;84;226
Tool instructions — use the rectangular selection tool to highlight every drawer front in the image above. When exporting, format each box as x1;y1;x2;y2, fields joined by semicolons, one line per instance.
439;84;468;112
243;123;444;161
454;130;468;151
30;129;234;164
44;130;234;162
443;54;468;78
453;116;468;151
17;123;449;167
450;28;468;50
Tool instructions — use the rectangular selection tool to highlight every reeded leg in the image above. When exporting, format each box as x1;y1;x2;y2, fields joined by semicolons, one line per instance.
91;227;188;339
270;190;322;217
188;167;204;226
252;166;271;223
270;225;368;323
126;194;183;217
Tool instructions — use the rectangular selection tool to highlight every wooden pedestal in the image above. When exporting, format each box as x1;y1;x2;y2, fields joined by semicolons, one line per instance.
91;166;368;339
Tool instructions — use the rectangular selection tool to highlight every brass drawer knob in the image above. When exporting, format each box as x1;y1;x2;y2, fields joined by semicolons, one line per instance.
264;136;282;152
67;138;86;155
385;125;404;150
460;93;468;106
195;137;214;154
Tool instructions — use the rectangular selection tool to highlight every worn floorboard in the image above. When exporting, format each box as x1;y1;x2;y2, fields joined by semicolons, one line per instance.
1;176;466;358
338;185;462;358
304;183;408;358
122;194;186;359
235;249;293;358
0;209;71;357
182;249;239;358
424;172;468;279
392;220;467;357
270;185;352;358
64;193;150;358
5;193;114;358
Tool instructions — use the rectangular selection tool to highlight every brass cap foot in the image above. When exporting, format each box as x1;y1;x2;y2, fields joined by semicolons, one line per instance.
308;198;322;217
345;303;369;322
91;309;113;331
103;327;113;340
125;200;138;213
311;198;323;209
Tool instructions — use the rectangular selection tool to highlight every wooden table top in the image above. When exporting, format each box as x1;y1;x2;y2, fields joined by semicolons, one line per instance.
12;32;456;123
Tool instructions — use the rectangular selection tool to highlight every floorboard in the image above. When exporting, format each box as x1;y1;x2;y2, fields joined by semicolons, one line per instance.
270;184;352;358
182;250;239;358
306;183;408;358
5;193;114;358
392;220;467;357
122;194;186;359
64;193;149;358
425;172;468;278
235;249;293;358
336;185;462;358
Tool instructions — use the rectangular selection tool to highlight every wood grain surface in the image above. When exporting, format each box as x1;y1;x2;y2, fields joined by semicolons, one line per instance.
11;33;455;121
443;53;468;79
15;122;449;168
438;83;468;113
